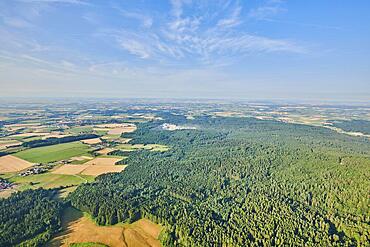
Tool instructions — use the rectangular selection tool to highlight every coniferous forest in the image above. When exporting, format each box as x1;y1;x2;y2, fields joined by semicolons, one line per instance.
69;115;370;246
0;189;63;246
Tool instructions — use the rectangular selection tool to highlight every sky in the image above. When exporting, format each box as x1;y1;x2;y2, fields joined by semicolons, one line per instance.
0;0;369;101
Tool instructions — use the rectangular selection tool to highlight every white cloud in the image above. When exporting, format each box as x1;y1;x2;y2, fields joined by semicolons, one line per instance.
2;17;33;28
217;5;242;28
248;0;286;20
115;7;153;28
119;39;151;59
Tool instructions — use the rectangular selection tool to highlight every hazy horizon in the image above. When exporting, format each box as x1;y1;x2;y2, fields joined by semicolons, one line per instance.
1;0;369;101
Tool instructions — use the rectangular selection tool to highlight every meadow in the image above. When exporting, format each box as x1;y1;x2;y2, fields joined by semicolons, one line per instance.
13;142;91;163
4;172;94;191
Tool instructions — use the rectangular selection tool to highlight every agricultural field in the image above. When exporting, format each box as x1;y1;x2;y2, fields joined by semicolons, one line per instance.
81;138;102;145
0;140;22;150
53;158;126;177
13;142;92;163
0;155;34;173
47;207;163;247
1;172;94;191
1;99;369;246
117;144;169;152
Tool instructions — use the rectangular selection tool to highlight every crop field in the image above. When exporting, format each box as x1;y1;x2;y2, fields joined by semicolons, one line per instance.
53;158;126;177
47;207;162;247
0;155;34;173
93;123;137;136
11;132;50;138
67;126;94;134
80;165;126;176
83;157;122;166
52;165;90;175
3;172;94;191
96;148;115;155
117;144;169;152
13;142;91;163
0;140;22;150
81;138;102;145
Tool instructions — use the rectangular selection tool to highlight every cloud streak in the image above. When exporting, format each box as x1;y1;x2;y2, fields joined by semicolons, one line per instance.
101;0;304;66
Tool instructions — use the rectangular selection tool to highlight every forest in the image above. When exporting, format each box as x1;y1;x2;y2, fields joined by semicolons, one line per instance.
328;119;370;135
69;115;370;246
0;189;63;246
22;134;98;148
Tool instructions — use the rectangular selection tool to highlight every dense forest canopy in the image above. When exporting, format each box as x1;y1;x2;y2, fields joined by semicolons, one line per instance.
70;115;370;246
328;119;370;135
0;189;63;246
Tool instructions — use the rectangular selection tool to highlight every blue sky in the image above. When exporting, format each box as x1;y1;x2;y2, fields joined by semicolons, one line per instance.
0;0;369;101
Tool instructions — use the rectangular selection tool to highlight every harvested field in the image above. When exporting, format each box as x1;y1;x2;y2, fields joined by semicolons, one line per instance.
95;124;124;128
94;123;137;135
80;165;126;176
81;138;102;145
96;148;115;155
52;165;90;175
53;158;126;177
47;207;162;247
0;155;34;173
41;133;71;139
0;140;22;150
84;157;121;166
108;124;136;135
11;132;50;137
70;156;93;161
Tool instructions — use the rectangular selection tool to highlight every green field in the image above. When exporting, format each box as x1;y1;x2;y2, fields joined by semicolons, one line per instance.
116;143;169;152
3;172;94;191
67;126;94;134
14;142;91;163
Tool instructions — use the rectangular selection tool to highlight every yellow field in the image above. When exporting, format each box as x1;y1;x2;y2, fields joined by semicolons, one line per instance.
81;138;102;145
48;207;162;247
41;133;71;139
11;132;50;137
80;165;126;176
52;165;89;175
96;148;115;155
70;156;93;161
52;158;126;177
84;157;122;166
0;140;22;150
94;123;137;135
0;155;34;173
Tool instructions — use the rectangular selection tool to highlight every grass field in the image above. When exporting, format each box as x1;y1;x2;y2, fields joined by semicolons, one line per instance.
67;126;94;134
4;172;95;191
47;207;162;247
117;143;169;152
14;142;91;163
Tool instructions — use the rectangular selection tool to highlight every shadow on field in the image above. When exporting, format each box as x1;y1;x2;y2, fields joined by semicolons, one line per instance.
45;207;83;247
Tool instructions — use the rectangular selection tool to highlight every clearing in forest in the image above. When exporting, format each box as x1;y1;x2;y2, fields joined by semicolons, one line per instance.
47;207;163;247
0;155;34;173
